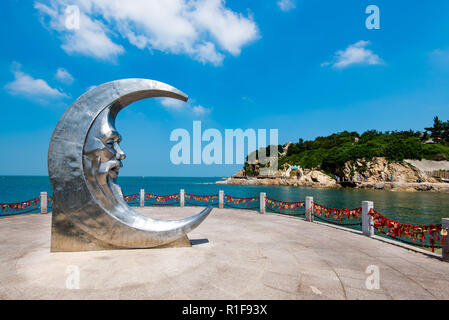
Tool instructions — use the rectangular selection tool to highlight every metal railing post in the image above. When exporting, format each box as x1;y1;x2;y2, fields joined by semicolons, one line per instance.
140;189;145;207
219;190;224;209
362;201;374;237
40;192;47;214
260;192;266;214
180;189;185;207
306;196;314;222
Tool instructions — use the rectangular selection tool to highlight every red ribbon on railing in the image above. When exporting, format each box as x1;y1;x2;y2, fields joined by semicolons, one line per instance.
0;197;40;213
224;195;258;206
123;194;139;202
368;209;443;252
185;194;218;203
266;197;304;210
145;193;180;202
313;204;362;222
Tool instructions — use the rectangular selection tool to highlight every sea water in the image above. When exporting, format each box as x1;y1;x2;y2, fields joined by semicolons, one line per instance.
0;175;448;225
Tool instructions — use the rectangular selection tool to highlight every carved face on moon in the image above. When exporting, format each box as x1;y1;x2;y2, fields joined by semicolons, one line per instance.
84;106;125;180
82;105;130;207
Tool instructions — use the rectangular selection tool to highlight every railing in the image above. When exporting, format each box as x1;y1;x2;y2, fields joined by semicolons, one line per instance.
224;195;259;210
47;195;53;211
313;204;362;227
2;189;448;260
0;197;41;216
184;193;219;207
265;197;305;216
425;170;449;180
123;193;139;206
368;209;443;252
144;193;180;206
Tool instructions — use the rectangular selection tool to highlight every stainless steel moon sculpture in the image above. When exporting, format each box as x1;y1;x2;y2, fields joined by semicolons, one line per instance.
48;79;212;252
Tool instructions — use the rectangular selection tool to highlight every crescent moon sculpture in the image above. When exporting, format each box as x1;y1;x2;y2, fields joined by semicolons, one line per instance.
48;79;212;252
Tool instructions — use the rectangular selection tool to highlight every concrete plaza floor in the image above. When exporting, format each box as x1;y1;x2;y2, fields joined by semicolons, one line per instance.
1;207;449;299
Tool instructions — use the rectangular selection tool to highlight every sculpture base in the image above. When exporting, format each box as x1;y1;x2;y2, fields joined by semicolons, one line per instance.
50;226;192;252
155;235;192;249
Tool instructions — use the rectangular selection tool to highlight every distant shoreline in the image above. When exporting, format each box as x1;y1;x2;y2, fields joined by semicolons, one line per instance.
214;177;449;192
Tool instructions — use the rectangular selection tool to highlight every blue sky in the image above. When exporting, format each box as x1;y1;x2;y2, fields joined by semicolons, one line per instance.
1;0;449;177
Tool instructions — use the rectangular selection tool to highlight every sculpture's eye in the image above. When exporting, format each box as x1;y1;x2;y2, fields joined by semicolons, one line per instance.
105;140;114;148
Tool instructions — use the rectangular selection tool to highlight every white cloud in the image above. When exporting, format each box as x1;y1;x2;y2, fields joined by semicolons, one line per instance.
194;42;224;66
322;40;383;69
60;14;125;61
5;62;69;104
189;0;259;56
159;98;211;116
429;48;449;68
192;105;211;115
242;96;254;103
55;67;75;84
34;2;125;61
277;0;295;12
160;97;185;110
34;0;259;65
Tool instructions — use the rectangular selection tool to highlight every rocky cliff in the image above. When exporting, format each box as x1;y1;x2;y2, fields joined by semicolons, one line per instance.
336;157;437;183
219;157;449;192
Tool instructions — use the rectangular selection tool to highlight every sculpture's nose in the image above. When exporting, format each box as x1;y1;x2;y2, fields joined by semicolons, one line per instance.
114;142;126;160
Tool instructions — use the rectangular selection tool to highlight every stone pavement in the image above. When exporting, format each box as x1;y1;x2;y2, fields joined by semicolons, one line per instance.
1;207;448;299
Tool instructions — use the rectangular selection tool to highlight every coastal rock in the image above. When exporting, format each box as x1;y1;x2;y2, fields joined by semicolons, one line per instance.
280;142;292;157
219;156;449;192
309;170;334;185
232;170;244;178
415;184;433;191
339;157;435;183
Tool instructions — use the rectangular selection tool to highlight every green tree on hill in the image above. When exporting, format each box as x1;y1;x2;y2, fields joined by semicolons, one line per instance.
425;116;449;144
